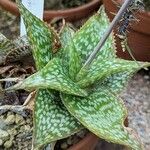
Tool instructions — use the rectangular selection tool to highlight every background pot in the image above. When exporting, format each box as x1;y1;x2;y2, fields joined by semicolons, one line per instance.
0;0;101;22
103;0;150;61
68;133;99;150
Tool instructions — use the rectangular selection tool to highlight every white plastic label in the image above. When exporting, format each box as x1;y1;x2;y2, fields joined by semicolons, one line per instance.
20;0;44;36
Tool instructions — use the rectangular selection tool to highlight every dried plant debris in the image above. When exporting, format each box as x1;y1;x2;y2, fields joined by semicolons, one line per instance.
0;65;35;105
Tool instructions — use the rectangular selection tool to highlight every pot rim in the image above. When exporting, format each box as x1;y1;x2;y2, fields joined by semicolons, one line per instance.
0;0;101;21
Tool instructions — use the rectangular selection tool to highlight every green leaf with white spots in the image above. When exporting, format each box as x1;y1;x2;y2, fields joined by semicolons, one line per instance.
77;59;146;88
33;89;82;149
59;24;81;80
61;89;142;150
7;58;87;97
101;71;135;93
59;24;75;48
63;7;116;67
16;0;60;70
68;42;82;80
96;62;150;94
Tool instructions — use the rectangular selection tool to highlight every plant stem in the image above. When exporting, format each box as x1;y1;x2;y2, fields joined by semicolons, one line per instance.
83;0;132;68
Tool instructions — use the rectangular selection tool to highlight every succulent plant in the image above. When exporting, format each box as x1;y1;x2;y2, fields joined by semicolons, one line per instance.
2;0;150;150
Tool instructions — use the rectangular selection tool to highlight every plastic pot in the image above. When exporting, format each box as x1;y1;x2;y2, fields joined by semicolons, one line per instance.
0;0;101;22
103;0;150;61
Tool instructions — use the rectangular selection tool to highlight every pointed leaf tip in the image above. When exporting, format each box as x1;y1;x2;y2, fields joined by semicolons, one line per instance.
16;0;60;70
6;58;87;97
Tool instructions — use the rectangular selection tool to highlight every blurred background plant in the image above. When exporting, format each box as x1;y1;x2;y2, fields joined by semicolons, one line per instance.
143;0;150;11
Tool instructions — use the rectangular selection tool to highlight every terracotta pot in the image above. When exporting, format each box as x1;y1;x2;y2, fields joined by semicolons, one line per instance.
0;0;101;22
103;0;150;61
68;133;99;150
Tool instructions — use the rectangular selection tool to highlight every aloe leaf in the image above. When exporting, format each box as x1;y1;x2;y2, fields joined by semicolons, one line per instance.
68;42;82;80
59;24;81;80
77;59;149;88
7;58;87;97
101;71;135;94
96;62;150;94
16;0;60;70
59;24;75;48
63;6;116;67
61;89;142;150
33;89;82;149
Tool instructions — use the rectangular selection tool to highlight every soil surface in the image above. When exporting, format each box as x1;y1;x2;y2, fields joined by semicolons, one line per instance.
0;5;150;150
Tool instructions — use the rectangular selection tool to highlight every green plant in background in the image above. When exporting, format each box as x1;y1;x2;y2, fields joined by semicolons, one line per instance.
2;0;150;150
143;0;150;11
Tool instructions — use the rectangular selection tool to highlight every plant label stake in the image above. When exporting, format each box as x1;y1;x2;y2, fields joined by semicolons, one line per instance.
20;0;44;36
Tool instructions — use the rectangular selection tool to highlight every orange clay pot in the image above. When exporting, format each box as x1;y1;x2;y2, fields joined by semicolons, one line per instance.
0;0;101;22
68;133;99;150
103;0;150;61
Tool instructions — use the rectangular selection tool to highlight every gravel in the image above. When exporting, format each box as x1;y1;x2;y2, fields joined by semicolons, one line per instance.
122;71;150;150
0;110;33;150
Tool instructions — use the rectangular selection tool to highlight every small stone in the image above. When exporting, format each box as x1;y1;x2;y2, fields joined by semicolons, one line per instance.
5;114;15;125
0;119;7;130
61;142;68;149
24;125;31;131
7;111;14;116
67;138;72;145
144;75;149;80
77;130;86;138
4;139;13;148
72;136;80;145
20;126;25;131
0;115;4;120
7;128;17;136
26;118;31;124
15;114;25;124
0;129;9;141
0;139;3;146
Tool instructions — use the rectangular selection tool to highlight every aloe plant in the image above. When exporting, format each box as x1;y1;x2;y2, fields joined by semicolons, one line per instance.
2;0;150;150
